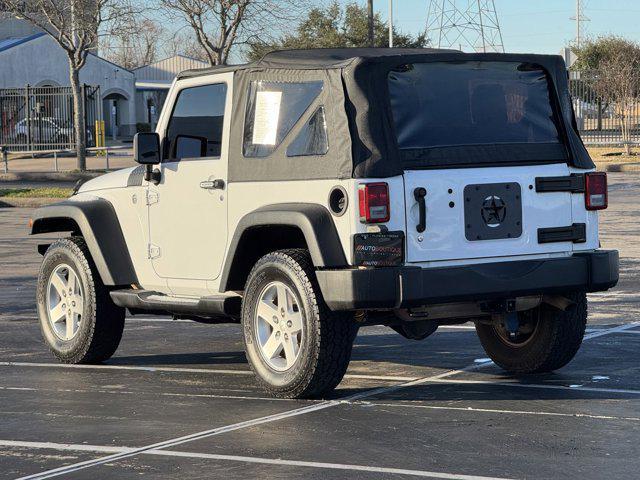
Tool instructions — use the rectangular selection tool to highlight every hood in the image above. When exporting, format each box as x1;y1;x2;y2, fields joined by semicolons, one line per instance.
78;167;138;193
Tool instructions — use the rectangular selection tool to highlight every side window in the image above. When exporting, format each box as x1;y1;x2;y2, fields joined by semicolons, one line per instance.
286;106;329;157
243;81;323;157
164;83;227;161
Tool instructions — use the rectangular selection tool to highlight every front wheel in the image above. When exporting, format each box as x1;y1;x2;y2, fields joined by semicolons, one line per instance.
37;237;125;364
242;249;357;399
475;292;587;373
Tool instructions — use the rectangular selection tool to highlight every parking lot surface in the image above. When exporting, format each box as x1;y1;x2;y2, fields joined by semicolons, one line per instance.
0;173;639;479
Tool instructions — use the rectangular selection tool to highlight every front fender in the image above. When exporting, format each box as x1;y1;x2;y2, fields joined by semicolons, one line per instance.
30;197;137;286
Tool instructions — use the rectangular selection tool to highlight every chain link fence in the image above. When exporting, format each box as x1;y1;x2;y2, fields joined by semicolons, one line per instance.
0;85;101;152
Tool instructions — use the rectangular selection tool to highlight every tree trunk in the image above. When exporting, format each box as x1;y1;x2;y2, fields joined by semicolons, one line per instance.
69;64;87;171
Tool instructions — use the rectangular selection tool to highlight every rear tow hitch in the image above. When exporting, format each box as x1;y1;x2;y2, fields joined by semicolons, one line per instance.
480;299;520;335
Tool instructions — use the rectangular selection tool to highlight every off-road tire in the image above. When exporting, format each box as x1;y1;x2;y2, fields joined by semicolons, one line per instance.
475;291;588;373
242;249;357;399
36;236;125;363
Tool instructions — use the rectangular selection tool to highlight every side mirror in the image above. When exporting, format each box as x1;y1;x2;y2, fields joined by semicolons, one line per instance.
133;132;161;165
133;132;161;185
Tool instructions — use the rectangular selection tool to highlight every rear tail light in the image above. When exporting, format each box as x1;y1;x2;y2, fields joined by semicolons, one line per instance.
585;172;608;210
358;182;390;223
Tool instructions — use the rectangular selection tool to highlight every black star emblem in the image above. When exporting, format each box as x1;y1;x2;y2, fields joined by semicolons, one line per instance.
481;196;506;226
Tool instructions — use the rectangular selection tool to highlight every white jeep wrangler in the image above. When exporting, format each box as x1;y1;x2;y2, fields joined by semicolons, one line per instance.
31;49;618;398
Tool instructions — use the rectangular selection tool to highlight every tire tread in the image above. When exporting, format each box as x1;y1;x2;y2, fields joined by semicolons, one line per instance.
475;292;587;374
38;236;125;364
243;248;356;398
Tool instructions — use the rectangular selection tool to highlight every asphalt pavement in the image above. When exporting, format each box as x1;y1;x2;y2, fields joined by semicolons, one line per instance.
0;173;638;480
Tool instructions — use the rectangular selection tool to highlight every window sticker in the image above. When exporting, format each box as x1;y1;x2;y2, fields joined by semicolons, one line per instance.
252;91;282;145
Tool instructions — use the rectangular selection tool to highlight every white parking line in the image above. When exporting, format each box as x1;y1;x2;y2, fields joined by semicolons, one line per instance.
0;386;302;403
582;321;640;340
13;321;638;479
1;440;514;480
355;402;640;422
0;361;254;376
428;379;640;396
15;361;494;480
588;292;637;297
0;361;417;382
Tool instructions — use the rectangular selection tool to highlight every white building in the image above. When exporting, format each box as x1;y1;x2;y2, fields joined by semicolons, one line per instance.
133;55;208;129
0;31;137;138
0;16;211;142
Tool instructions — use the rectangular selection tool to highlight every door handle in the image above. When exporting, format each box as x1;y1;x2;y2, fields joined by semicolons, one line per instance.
200;179;225;190
414;187;426;233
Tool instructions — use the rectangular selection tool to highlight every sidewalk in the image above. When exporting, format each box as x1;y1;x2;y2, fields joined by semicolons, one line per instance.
2;152;134;173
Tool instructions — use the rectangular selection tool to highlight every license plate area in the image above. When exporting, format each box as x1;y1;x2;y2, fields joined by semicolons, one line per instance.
354;231;404;266
464;182;522;241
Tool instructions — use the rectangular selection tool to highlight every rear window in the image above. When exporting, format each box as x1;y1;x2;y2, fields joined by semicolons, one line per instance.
387;61;567;167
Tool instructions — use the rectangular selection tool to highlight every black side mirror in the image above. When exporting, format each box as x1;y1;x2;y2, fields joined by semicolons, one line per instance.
133;132;161;185
133;132;161;165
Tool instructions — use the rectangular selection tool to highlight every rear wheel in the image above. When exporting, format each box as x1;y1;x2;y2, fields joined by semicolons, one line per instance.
37;237;125;363
242;249;357;398
475;292;587;373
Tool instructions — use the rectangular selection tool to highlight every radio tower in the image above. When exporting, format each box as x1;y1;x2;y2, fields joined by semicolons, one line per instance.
426;0;504;53
570;0;590;49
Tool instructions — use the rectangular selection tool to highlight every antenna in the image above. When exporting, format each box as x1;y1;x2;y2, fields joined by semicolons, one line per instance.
426;0;504;53
570;0;590;49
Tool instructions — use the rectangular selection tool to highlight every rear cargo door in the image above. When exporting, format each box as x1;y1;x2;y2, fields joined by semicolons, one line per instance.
387;60;579;263
403;163;574;263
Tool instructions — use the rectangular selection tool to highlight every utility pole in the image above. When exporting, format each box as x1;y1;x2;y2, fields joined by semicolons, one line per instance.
570;0;590;49
388;0;393;48
367;0;374;47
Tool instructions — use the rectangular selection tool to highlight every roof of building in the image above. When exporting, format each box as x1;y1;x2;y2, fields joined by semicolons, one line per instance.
177;47;460;79
0;32;46;53
134;55;209;82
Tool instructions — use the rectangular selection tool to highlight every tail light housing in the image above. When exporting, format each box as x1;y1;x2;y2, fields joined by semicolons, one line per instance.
358;182;390;223
585;172;607;210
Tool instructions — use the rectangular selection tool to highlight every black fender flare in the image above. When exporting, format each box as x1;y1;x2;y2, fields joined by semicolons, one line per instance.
30;198;138;286
219;203;347;292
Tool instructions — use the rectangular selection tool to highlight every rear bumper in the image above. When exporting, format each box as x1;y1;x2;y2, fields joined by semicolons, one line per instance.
316;250;619;311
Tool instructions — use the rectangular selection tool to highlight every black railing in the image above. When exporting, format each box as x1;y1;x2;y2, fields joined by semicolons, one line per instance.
570;71;640;146
0;85;101;152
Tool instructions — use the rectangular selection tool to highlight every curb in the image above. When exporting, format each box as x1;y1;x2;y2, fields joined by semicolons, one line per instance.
597;162;640;172
0;171;103;183
0;197;63;208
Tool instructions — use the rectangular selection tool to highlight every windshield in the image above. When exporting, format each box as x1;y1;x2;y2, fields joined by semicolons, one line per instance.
387;61;567;167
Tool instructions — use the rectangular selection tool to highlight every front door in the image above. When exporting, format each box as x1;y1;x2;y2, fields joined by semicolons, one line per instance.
148;73;232;293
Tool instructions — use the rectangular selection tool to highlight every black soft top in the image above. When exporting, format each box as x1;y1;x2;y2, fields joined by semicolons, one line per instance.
177;48;460;78
178;48;593;182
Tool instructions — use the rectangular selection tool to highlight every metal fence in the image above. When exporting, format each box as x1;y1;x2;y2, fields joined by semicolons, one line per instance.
570;72;640;146
1;145;133;174
0;85;101;152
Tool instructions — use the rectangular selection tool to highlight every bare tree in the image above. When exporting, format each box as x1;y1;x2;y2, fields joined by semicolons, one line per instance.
164;30;210;62
102;18;162;70
160;0;310;66
574;36;640;155
2;0;132;170
591;49;640;155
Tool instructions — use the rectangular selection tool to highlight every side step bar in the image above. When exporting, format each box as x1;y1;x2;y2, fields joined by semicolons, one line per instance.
110;289;242;319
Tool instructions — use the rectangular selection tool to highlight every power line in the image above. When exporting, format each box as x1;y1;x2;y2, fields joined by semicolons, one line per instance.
426;0;504;53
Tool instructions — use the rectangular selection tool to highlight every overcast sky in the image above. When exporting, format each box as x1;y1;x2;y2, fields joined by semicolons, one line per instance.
355;0;640;53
